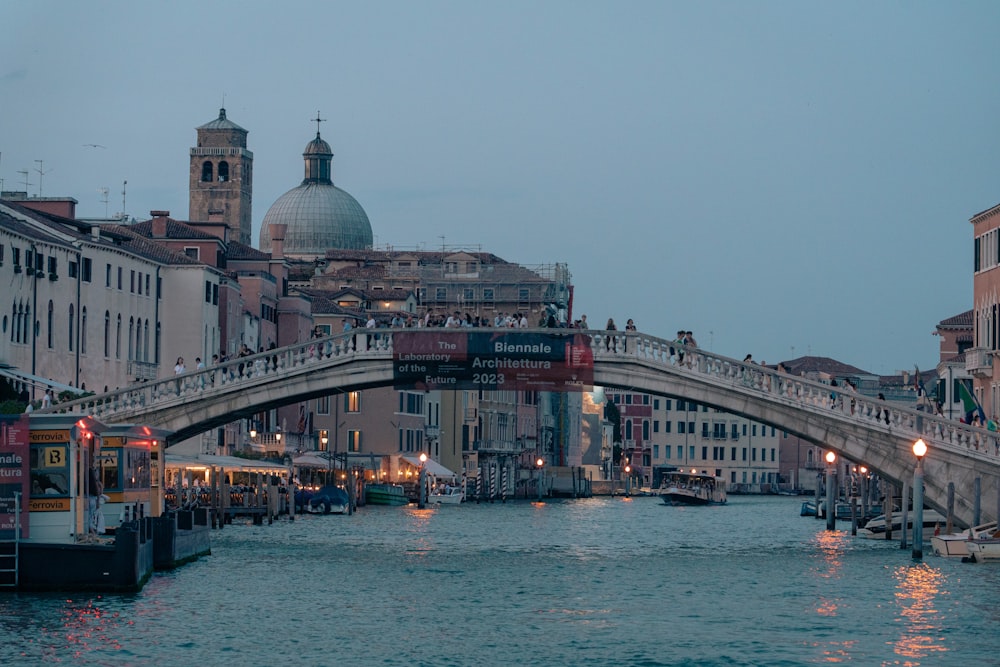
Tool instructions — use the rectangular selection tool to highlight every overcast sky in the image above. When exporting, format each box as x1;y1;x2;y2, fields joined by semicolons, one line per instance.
2;2;998;375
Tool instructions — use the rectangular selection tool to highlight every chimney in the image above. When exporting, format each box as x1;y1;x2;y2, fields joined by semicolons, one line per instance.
269;223;287;260
150;210;170;238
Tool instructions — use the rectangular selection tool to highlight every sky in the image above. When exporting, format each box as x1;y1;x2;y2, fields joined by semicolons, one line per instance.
2;1;998;376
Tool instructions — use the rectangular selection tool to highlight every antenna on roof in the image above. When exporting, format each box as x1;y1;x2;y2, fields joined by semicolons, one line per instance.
121;180;127;217
34;160;49;197
98;187;110;218
17;169;30;193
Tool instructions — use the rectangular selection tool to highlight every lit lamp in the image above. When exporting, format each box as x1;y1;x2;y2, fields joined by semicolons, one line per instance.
825;451;837;531
624;464;632;497
418;452;428;508
536;457;545;501
912;439;927;560
275;431;282;451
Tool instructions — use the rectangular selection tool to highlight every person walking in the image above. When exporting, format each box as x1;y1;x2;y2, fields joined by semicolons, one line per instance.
174;357;186;374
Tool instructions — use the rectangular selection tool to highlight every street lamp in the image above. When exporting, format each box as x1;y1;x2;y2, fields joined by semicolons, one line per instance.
418;452;428;508
536;457;544;501
624;464;632;496
824;451;837;531
912;439;927;560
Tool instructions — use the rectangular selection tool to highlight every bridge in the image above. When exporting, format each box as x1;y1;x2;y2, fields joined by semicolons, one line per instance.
45;329;1000;527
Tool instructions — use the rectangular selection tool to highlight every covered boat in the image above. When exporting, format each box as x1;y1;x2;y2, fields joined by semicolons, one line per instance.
658;470;727;506
364;483;409;506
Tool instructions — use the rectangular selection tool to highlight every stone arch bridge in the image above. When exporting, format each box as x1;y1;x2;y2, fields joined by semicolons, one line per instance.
46;329;1000;526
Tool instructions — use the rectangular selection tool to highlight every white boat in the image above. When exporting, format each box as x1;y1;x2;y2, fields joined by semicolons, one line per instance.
658;470;727;506
856;509;946;540
931;522;997;558
429;485;464;505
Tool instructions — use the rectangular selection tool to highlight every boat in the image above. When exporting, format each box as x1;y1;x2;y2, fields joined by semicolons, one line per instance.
930;521;997;558
299;485;349;514
364;483;410;506
429;485;464;505
856;509;947;540
964;528;1000;563
800;499;818;517
658;470;727;506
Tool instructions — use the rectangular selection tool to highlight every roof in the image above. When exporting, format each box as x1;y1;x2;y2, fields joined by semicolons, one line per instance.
196;108;247;133
778;356;872;377
260;183;373;255
400;455;458;478
130;217;221;241
937;310;973;329
103;225;205;266
226;240;270;261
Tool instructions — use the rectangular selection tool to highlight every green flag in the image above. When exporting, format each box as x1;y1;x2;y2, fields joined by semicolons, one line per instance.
958;382;984;421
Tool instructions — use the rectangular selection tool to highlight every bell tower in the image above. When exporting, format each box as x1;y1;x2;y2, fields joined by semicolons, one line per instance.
188;108;253;245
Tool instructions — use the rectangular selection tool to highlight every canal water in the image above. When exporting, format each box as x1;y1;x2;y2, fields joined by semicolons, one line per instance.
2;495;997;666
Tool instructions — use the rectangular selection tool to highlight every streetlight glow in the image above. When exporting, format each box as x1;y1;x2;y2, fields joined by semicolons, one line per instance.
419;452;428;463
825;451;836;464
536;458;544;468
913;439;927;459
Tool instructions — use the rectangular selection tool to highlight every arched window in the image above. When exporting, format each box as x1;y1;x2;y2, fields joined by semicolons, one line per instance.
128;317;134;360
218;161;229;182
81;307;88;355
25;305;31;342
116;314;122;359
10;303;17;343
143;319;150;362
201;161;213;182
104;310;110;357
155;322;161;364
47;300;53;349
68;304;74;352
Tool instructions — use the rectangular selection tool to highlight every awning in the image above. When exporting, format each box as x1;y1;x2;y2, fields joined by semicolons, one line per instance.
400;455;458;479
165;454;290;473
293;453;336;468
0;365;88;395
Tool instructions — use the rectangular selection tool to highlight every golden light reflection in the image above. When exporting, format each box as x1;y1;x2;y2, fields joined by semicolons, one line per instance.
891;563;947;661
811;529;848;618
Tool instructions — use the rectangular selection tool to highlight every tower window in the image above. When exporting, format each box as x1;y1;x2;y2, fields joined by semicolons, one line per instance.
218;161;229;182
201;161;213;182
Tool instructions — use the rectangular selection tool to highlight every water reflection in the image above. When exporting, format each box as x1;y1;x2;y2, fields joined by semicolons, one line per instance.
811;530;847;618
892;563;947;661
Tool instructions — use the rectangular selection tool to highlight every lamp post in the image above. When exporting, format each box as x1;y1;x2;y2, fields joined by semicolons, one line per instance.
912;439;927;560
275;430;282;454
321;432;330;484
418;452;428;509
624;464;632;497
536;457;544;501
825;451;837;531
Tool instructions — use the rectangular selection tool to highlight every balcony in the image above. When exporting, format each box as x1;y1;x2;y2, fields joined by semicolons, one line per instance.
966;347;993;378
127;359;159;382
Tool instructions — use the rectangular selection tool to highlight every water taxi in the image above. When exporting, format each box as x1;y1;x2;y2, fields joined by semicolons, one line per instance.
657;470;727;506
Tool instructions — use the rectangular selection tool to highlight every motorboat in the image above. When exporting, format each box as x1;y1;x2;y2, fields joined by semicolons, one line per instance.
429;485;464;505
856;509;947;540
299;485;349;514
930;521;997;558
964;529;1000;563
800;499;818;517
658;470;727;506
364;483;410;506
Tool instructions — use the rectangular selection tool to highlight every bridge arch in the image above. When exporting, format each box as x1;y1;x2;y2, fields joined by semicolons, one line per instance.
48;330;1000;526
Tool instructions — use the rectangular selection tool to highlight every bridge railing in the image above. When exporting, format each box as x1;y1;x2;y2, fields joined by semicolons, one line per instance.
590;331;1000;461
45;330;390;420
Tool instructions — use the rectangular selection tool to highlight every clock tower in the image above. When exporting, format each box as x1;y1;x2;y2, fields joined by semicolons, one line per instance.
188;108;253;245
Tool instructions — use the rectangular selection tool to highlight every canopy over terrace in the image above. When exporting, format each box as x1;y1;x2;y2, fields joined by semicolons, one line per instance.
400;455;458;479
165;454;290;486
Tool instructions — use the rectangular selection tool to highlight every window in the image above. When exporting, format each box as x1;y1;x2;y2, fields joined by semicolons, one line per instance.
12;247;20;271
518;288;529;301
81;307;87;354
435;287;447;301
130;270;135;293
212;284;219;305
347;430;361;452
145;274;151;295
115;314;122;359
81;257;91;283
68;304;74;352
47;256;57;277
201;161;213;182
106;264;112;287
185;247;199;260
463;288;474;302
0;244;4;264
399;392;424;415
702;422;710;438
104;311;110;357
205;281;212;303
218;161;229;182
316;395;330;415
46;301;53;349
117;267;122;290
68;261;77;278
731;424;739;440
346;391;361;412
678;421;685;434
483;288;495;303
663;421;671;434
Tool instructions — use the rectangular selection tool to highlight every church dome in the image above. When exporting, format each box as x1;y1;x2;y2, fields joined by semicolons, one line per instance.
259;130;373;257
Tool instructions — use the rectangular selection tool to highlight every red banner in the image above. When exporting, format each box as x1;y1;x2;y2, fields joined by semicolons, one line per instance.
0;415;30;538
